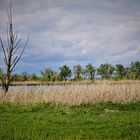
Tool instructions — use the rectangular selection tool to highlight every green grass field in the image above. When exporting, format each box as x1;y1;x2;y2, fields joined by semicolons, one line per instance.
0;102;140;140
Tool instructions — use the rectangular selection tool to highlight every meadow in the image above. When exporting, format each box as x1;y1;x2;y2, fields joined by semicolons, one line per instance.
0;80;140;139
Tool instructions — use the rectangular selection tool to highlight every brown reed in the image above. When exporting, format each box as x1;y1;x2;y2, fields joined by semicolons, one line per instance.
0;81;140;105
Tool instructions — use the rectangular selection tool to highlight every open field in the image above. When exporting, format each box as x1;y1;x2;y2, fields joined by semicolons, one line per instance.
0;81;140;139
0;102;140;140
0;81;140;105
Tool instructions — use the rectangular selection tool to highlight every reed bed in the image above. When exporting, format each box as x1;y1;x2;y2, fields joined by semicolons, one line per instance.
0;81;140;105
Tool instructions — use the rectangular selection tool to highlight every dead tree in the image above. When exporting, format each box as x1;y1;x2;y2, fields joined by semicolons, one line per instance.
0;3;29;95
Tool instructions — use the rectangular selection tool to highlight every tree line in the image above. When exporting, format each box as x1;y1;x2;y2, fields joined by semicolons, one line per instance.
5;61;140;82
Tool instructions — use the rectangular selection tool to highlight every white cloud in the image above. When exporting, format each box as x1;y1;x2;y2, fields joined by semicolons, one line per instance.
0;0;140;73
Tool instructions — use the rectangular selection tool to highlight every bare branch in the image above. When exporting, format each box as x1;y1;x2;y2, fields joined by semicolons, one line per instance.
10;34;29;73
13;38;22;49
7;23;10;48
13;32;19;44
0;37;8;65
11;56;18;67
12;45;21;56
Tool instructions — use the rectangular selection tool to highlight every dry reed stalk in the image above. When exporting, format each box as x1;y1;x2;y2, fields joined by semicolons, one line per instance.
0;81;140;105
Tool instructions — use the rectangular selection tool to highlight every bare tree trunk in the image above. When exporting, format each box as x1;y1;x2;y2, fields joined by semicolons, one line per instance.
0;2;29;95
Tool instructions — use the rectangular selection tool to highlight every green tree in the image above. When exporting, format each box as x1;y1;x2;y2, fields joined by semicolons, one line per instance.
51;72;61;82
85;63;96;80
59;65;71;82
115;64;126;79
12;74;21;81
31;73;38;81
97;63;115;79
41;68;54;81
22;72;29;81
126;61;140;79
74;64;83;80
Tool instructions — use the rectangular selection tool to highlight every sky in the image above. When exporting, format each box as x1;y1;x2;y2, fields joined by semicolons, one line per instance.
0;0;140;74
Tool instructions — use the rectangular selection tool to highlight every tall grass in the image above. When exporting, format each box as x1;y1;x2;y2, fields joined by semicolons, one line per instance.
0;81;140;105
